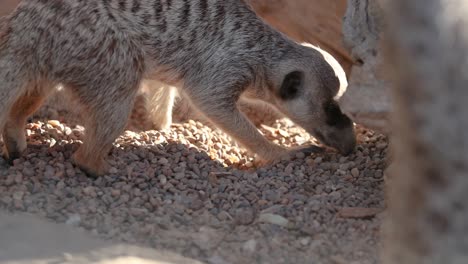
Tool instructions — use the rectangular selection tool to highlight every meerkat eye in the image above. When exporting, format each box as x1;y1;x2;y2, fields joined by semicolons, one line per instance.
279;71;304;100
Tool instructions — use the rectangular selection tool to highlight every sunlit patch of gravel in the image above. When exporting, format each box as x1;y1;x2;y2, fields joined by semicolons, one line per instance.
0;118;387;264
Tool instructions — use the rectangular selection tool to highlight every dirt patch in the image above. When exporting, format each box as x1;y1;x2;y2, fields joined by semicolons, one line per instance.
0;118;387;264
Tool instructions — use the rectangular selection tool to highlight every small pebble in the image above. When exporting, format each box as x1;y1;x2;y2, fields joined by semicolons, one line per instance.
159;175;168;185
235;207;256;225
66;214;81;226
242;239;258;253
111;189;121;197
13;191;24;201
14;173;23;184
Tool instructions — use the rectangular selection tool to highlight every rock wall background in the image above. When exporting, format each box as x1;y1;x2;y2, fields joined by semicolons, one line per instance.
245;0;353;75
340;0;391;134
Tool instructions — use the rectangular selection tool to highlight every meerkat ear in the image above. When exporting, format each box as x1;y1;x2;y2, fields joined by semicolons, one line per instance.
279;71;304;100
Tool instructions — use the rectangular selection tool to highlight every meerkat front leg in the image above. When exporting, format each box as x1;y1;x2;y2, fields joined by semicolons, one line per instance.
185;84;320;164
3;85;50;162
142;79;177;130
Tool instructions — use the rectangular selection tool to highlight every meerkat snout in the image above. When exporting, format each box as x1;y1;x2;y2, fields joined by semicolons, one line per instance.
312;100;356;155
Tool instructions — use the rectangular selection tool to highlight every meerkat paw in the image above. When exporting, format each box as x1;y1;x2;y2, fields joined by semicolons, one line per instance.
2;139;26;165
255;145;324;166
71;152;110;178
2;147;22;165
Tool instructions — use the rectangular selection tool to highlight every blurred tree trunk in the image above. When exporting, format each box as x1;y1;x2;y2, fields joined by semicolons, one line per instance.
383;0;468;263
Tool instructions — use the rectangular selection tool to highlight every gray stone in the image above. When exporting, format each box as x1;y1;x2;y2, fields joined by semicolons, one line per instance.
341;0;391;133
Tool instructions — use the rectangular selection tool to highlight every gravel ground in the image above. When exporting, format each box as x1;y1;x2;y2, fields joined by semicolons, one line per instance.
0;116;388;264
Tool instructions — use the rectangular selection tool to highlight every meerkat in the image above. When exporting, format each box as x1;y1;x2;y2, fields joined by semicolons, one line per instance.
0;0;356;177
145;43;350;128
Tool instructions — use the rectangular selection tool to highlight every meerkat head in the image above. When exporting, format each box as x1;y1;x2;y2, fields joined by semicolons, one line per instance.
267;43;356;155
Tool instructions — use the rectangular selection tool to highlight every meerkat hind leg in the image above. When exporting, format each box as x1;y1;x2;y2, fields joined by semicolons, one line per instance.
70;82;140;177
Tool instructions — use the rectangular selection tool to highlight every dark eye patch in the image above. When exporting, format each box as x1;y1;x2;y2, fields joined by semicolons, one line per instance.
279;71;304;100
324;101;352;129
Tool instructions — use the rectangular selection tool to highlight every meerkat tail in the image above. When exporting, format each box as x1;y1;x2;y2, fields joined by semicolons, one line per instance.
142;80;178;130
